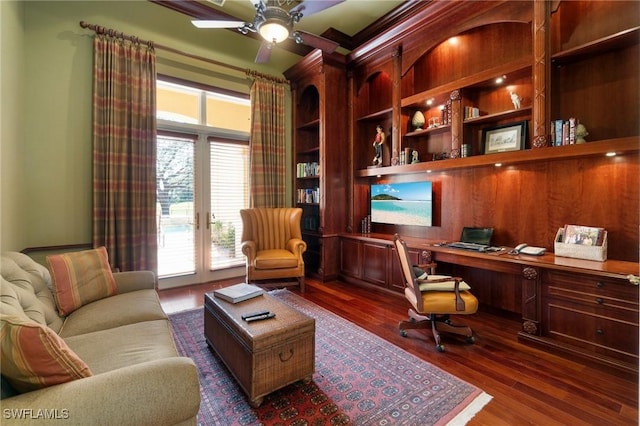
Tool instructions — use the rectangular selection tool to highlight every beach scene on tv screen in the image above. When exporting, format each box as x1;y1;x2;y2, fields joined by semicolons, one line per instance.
371;181;433;226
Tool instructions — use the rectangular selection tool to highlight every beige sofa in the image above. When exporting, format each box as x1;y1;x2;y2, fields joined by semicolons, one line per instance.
0;251;200;425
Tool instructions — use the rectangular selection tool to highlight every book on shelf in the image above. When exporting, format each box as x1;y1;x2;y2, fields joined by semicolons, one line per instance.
213;283;264;304
551;118;579;146
297;187;319;203
296;162;319;177
561;224;605;246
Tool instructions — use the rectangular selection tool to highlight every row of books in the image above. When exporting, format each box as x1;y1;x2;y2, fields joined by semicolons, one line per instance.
560;224;605;246
302;215;319;231
296;162;319;178
550;118;578;146
297;188;320;204
463;105;482;120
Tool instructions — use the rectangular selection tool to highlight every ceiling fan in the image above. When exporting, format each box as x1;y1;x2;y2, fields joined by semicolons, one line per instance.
192;0;345;63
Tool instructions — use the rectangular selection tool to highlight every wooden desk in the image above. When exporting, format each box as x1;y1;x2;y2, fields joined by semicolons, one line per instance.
339;233;639;374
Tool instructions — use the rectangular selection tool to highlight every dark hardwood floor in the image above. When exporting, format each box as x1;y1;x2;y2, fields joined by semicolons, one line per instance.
159;278;639;425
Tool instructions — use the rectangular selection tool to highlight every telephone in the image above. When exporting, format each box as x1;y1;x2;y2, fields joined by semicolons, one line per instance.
510;243;546;256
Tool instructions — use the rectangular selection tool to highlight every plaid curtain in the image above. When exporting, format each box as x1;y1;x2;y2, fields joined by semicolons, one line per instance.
92;35;158;273
249;77;287;207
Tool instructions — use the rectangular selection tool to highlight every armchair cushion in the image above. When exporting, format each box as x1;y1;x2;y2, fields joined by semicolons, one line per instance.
254;249;299;269
47;247;118;316
0;314;92;393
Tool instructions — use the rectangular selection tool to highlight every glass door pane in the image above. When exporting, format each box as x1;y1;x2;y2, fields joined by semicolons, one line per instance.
209;140;249;270
157;135;196;277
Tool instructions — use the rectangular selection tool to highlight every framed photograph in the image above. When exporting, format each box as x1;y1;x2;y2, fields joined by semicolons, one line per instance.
482;121;527;154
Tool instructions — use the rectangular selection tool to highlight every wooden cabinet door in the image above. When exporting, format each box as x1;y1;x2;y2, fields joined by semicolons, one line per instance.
340;238;362;279
362;242;388;287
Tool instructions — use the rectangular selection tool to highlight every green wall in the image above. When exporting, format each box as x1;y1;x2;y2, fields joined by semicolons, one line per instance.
1;1;26;251
1;1;292;252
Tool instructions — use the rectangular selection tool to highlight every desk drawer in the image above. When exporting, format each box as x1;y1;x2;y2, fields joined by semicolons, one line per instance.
544;300;639;364
544;271;638;301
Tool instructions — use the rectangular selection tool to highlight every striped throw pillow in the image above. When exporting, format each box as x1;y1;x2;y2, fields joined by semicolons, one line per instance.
0;315;92;392
47;247;118;316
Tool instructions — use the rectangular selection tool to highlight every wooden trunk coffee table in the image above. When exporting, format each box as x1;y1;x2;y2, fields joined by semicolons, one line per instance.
204;290;315;407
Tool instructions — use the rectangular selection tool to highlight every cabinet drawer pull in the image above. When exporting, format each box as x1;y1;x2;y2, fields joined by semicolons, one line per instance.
596;281;604;288
595;298;604;304
596;329;604;335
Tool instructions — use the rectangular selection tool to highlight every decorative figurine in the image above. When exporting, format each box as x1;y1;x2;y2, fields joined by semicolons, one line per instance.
411;150;419;164
510;91;522;109
411;111;425;131
575;123;589;143
372;125;385;166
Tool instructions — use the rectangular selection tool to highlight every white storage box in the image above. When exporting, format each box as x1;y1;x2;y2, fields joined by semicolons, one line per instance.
554;228;607;262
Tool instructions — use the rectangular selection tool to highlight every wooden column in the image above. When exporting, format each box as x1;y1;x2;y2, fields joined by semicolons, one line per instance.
532;0;549;148
391;45;402;164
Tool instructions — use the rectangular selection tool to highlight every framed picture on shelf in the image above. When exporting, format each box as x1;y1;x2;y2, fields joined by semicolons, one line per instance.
482;120;527;154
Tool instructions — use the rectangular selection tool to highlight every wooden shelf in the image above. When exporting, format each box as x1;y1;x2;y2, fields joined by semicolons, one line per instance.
404;124;451;138
552;27;640;66
297;118;320;130
401;58;532;109
356;108;393;122
356;137;639;177
463;106;532;125
296;147;319;155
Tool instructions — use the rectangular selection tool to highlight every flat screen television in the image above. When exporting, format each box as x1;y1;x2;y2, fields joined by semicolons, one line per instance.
371;181;433;227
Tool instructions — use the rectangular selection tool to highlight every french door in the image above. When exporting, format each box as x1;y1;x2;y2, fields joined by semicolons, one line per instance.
156;132;249;289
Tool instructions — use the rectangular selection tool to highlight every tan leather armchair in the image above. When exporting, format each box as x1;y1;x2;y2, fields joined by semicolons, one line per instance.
240;208;307;292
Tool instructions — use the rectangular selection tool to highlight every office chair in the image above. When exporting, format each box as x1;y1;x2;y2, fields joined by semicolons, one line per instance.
393;234;478;352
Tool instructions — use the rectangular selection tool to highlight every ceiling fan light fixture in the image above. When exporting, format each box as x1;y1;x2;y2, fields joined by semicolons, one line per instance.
259;20;290;43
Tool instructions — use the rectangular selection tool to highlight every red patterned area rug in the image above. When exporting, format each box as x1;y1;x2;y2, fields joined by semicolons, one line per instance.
169;290;491;426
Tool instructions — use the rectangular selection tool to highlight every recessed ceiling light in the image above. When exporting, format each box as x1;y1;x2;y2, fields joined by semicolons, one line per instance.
606;152;617;157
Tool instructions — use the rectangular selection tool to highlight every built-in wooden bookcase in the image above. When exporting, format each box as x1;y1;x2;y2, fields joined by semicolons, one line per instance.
344;0;638;260
285;51;348;281
400;22;533;163
353;71;394;170
294;85;321;276
550;1;639;143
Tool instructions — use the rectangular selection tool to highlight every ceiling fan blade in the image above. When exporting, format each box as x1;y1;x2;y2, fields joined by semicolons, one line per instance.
191;20;246;29
296;30;339;53
291;0;345;17
255;41;273;63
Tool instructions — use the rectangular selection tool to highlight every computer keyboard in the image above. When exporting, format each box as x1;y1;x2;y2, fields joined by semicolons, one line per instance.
448;242;502;252
448;242;487;250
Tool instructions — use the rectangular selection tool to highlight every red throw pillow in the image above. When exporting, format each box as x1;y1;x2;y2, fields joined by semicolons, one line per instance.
47;247;118;316
0;315;92;392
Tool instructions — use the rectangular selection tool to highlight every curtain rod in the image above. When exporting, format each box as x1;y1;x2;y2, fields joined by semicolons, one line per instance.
79;21;289;85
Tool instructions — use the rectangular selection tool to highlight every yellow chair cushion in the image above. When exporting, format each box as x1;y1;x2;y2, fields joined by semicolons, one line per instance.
423;290;478;314
254;249;299;270
405;287;478;315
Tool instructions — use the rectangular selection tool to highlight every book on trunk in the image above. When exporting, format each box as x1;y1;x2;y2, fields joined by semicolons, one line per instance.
214;283;264;303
